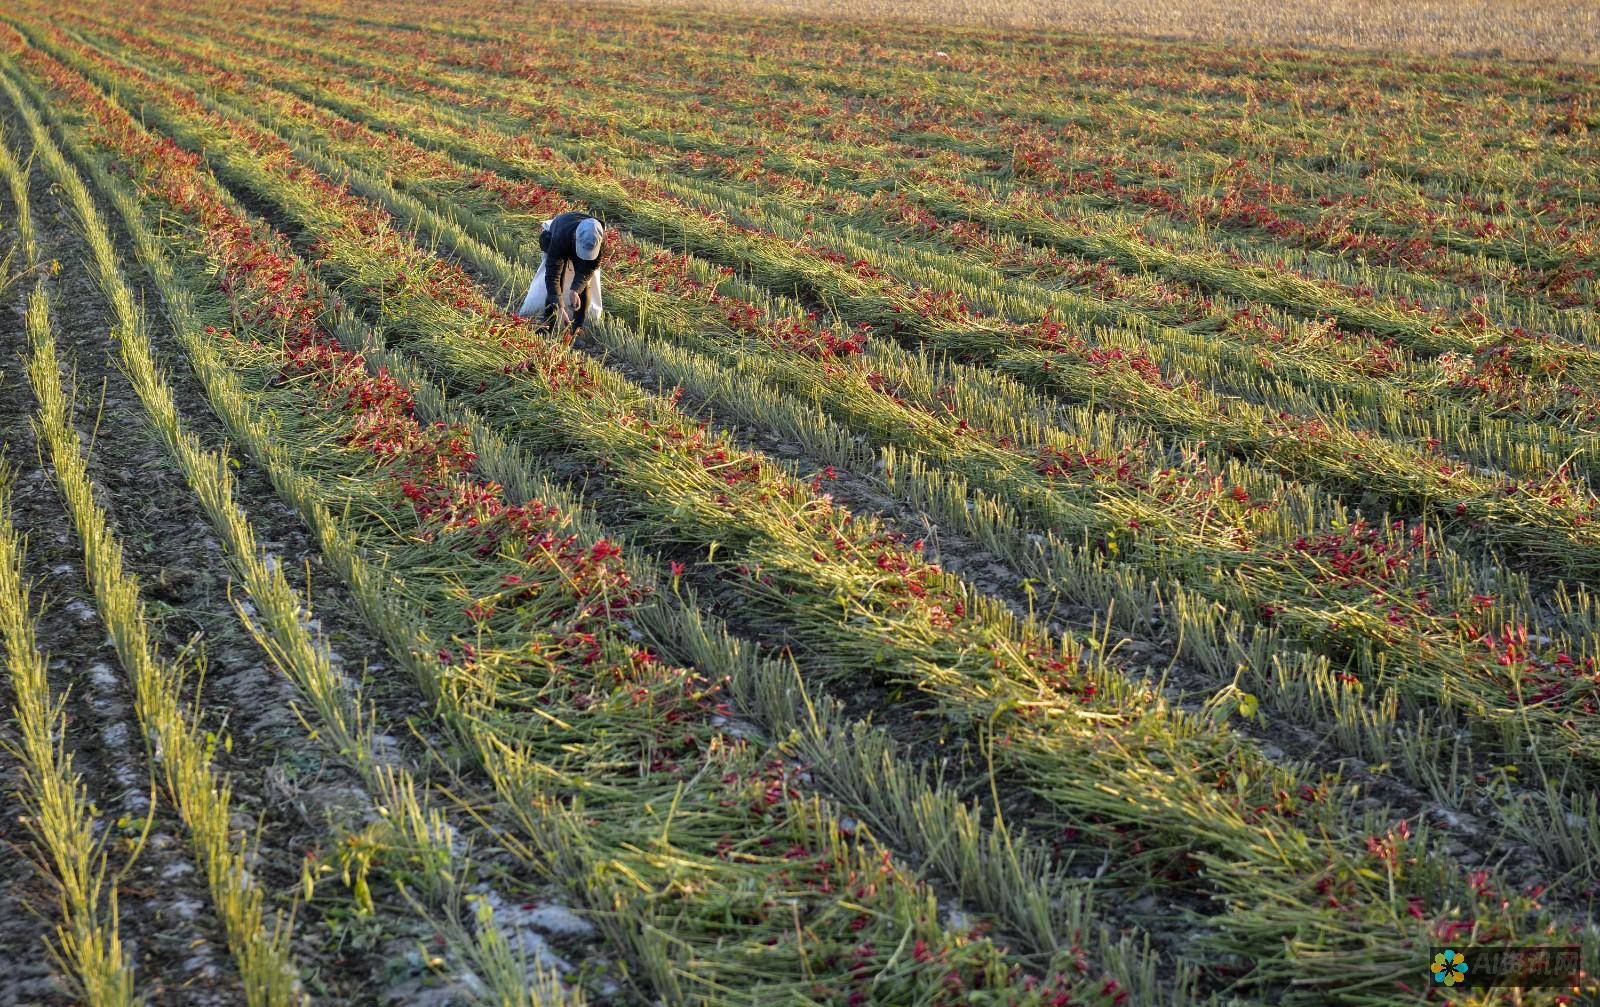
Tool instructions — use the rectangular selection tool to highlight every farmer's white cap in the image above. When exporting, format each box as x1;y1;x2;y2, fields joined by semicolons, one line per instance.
576;218;604;260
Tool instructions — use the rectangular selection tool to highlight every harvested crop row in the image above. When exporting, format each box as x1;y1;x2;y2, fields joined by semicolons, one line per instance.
216;9;1597;331
16;170;303;1007
0;119;246;1007
87;14;1600;527
0;116;138;1007
0;76;594;1004
0;45;1134;1007
43;17;1600;816
181;3;1598;336
0;468;136;1007
9;25;1591;1005
241;0;1600;233
95;13;1600;446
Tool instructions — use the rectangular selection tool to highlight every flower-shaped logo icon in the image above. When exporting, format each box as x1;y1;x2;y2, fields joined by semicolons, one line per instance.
1432;949;1469;986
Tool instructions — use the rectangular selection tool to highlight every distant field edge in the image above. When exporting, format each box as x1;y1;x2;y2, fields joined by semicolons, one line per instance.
592;0;1600;66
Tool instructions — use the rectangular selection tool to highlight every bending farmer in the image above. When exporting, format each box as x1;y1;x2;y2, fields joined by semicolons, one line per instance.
518;211;606;332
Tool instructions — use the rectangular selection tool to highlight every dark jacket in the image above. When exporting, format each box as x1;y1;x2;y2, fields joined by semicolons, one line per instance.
539;211;602;328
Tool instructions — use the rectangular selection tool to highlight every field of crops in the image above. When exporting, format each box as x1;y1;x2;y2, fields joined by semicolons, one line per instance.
0;0;1596;1004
